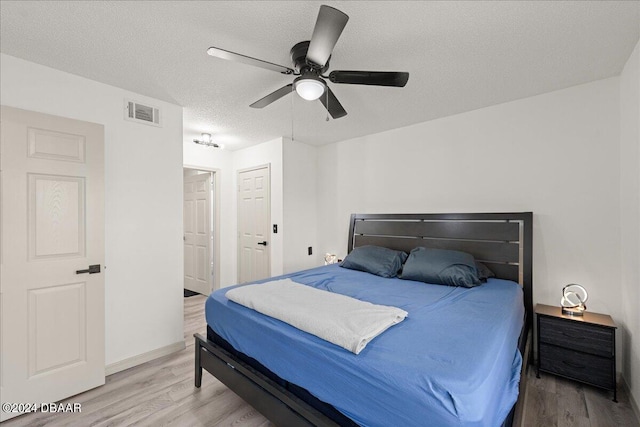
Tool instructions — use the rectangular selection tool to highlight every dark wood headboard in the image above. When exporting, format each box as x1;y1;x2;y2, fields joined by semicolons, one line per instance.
348;212;533;331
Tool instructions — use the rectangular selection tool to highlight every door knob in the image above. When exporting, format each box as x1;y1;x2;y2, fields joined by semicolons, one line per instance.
257;241;268;246
76;264;101;274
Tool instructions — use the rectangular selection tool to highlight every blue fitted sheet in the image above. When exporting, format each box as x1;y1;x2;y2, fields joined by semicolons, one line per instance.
206;264;524;427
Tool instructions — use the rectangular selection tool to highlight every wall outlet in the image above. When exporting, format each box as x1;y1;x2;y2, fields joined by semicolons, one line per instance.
308;246;313;255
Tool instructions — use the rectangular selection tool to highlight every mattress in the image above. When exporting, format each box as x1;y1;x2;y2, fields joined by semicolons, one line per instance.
206;264;524;427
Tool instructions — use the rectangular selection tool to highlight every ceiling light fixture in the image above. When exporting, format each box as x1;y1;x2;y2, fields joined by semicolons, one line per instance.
293;75;326;101
193;133;224;149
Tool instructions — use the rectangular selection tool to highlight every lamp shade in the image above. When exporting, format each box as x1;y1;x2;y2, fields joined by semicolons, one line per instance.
294;77;326;101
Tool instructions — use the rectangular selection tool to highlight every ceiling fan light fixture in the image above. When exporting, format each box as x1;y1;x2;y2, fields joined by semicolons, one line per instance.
294;76;326;101
206;5;408;119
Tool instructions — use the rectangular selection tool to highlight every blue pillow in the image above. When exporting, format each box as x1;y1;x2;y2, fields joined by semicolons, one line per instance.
340;245;408;278
400;247;481;287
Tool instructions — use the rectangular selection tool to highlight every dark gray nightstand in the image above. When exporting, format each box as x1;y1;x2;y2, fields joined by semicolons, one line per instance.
535;303;617;402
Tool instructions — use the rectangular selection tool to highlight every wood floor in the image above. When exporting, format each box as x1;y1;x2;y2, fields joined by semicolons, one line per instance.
3;294;638;427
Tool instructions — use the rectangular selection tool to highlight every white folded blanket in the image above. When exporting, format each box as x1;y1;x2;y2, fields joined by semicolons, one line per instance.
225;278;408;354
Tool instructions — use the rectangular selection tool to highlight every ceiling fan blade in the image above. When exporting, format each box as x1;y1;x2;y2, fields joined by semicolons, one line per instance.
318;87;347;119
329;71;409;87
250;84;293;108
207;46;294;75
306;5;349;68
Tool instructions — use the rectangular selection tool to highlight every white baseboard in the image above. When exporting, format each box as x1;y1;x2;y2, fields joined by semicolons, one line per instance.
105;341;186;376
621;376;640;423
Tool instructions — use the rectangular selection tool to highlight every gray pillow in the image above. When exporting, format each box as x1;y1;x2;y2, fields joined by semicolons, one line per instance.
340;245;408;278
475;261;496;282
400;247;481;287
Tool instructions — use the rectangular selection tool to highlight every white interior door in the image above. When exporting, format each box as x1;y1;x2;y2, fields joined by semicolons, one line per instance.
184;172;212;295
238;165;270;284
0;106;105;421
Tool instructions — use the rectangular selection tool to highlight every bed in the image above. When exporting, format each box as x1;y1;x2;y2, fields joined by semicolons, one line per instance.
195;212;533;427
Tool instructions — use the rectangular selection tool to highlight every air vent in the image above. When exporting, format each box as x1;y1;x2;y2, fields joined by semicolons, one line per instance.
124;100;161;127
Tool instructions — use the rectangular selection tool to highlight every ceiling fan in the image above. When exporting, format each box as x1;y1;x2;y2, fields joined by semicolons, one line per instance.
207;5;409;119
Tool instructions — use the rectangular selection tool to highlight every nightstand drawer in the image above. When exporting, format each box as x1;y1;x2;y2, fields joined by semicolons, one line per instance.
539;316;613;357
539;343;614;389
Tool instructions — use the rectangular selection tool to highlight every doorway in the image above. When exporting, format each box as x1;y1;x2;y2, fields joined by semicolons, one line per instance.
0;106;105;421
183;167;219;295
237;164;271;283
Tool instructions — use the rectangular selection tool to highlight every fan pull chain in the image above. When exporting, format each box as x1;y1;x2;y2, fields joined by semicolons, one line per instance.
291;85;295;142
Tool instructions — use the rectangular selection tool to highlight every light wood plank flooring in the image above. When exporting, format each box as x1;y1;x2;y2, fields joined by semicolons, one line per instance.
3;295;638;427
522;366;638;427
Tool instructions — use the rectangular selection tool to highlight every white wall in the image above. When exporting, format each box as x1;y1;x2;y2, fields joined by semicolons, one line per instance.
283;138;320;272
620;39;640;412
185;137;323;286
0;54;184;367
317;77;624;369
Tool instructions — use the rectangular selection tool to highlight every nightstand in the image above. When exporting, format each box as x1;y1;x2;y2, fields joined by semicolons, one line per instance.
535;303;617;402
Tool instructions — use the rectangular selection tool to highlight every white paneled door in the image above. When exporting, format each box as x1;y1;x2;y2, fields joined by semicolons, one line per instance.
237;165;270;284
183;172;212;295
0;106;105;421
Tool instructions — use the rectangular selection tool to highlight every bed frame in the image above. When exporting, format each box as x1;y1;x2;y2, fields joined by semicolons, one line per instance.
195;212;533;427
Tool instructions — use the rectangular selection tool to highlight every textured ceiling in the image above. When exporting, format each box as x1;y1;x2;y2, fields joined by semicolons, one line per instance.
1;1;638;150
